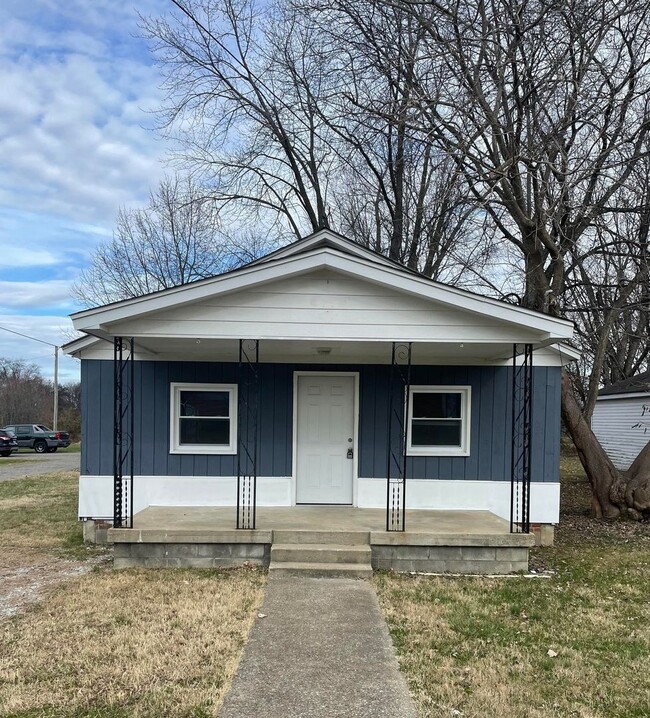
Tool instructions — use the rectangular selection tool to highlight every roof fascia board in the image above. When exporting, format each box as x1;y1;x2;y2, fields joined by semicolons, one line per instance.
74;246;573;340
249;228;397;269
597;391;650;401
61;334;101;355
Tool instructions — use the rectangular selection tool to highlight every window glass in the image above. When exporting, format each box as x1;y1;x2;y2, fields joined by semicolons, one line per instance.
180;418;230;445
171;383;236;454
412;392;461;419
408;387;469;454
411;419;462;446
180;391;229;418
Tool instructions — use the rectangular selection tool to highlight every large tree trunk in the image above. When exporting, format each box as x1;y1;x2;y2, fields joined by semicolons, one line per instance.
560;371;622;518
619;439;650;520
561;371;650;519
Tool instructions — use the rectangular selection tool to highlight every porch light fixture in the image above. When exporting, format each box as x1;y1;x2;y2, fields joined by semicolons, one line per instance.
316;347;332;355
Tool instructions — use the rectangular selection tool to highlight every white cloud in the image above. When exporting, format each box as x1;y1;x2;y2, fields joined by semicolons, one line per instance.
0;52;166;225
0;280;76;310
1;247;60;268
0;0;175;364
0;1;170;231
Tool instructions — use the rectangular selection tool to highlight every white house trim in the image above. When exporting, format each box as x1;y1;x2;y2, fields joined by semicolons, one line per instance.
71;235;573;342
597;392;650;401
357;478;560;524
169;382;238;455
248;227;403;271
406;385;472;457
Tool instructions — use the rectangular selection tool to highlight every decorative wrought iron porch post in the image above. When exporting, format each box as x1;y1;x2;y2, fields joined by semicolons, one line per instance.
510;343;533;533
386;342;412;531
113;337;134;528
236;339;260;529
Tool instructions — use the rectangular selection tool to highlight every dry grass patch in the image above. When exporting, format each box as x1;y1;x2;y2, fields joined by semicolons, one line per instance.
376;452;650;718
0;471;109;620
0;567;266;718
0;471;86;555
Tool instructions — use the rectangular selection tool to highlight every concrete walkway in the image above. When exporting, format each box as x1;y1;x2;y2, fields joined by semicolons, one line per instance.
219;577;417;718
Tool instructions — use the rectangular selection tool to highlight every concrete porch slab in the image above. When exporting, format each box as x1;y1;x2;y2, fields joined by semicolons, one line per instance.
126;505;516;535
107;506;534;574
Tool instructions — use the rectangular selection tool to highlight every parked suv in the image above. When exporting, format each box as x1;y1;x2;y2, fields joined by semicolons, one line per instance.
0;429;19;457
2;424;71;453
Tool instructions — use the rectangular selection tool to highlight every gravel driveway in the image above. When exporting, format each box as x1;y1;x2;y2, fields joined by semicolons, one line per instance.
0;452;80;481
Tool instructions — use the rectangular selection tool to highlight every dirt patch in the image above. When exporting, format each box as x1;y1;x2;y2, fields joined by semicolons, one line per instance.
0;471;110;621
0;551;110;620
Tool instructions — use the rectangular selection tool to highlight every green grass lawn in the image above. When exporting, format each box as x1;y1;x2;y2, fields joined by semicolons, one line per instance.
376;452;650;718
0;471;87;557
0;471;266;718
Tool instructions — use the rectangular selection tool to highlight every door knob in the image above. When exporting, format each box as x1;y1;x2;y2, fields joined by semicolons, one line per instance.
347;447;354;459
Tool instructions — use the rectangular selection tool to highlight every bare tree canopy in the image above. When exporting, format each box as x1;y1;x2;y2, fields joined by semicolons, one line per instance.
297;0;650;517
74;175;276;307
139;0;487;281
0;359;80;438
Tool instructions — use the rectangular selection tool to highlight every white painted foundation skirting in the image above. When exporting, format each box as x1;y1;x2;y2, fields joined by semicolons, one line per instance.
357;478;559;524
79;476;293;520
79;475;560;524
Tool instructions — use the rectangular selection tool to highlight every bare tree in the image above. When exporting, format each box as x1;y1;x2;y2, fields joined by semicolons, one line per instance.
0;359;53;427
142;0;337;237
565;170;650;422
73;175;268;306
381;0;650;517
142;0;482;280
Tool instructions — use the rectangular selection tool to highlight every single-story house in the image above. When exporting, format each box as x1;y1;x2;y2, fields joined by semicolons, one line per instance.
592;371;650;470
64;229;576;573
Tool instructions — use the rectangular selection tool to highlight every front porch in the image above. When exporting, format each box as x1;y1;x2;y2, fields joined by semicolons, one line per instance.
108;506;535;575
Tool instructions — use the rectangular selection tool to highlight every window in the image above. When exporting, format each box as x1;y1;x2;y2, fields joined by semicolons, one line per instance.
407;386;471;456
170;383;237;454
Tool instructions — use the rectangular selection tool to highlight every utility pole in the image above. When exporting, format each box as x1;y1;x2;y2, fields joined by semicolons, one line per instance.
53;346;59;430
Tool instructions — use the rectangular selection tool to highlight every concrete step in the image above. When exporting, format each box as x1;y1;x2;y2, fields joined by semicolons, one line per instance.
271;543;371;564
272;530;370;545
269;561;373;579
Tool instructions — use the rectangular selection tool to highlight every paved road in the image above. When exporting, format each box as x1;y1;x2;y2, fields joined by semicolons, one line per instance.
0;452;80;482
219;576;417;718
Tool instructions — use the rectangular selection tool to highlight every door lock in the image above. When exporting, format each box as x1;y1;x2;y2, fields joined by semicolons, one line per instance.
347;447;354;459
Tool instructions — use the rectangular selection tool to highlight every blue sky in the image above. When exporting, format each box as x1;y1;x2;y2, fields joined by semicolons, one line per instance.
0;0;171;383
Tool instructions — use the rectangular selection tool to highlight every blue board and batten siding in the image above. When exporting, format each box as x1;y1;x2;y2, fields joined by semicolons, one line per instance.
81;360;561;483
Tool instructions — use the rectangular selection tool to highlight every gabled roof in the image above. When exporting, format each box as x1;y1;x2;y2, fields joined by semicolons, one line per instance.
598;371;650;397
70;229;573;342
248;228;406;271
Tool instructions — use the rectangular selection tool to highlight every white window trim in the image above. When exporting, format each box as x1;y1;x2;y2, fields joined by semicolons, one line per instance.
406;385;471;457
170;382;238;455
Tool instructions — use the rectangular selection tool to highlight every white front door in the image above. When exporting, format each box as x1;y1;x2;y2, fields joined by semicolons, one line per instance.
295;374;355;504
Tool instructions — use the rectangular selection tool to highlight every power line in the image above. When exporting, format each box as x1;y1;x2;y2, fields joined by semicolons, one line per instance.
0;325;58;348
